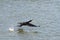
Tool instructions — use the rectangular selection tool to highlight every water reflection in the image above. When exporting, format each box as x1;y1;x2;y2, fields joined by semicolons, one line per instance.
17;29;25;34
17;28;40;34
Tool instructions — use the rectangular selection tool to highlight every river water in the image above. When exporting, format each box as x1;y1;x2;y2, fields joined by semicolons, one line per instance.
0;0;60;40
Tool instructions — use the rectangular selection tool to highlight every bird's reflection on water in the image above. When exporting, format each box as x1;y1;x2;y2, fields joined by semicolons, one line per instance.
17;28;39;34
17;29;24;32
17;29;35;34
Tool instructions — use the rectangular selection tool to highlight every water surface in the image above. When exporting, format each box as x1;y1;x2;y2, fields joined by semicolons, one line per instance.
0;0;60;40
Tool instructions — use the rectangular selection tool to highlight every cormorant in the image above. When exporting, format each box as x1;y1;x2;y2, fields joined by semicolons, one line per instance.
18;20;40;27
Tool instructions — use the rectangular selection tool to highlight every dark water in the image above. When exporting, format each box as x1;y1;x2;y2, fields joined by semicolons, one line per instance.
0;0;60;40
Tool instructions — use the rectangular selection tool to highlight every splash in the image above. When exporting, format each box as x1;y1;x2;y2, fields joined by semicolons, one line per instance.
9;27;14;32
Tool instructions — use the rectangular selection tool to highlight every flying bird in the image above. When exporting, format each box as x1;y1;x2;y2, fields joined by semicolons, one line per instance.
18;20;40;27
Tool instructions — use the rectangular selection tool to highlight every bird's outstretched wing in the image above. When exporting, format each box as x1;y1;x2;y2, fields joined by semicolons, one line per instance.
27;23;40;27
18;20;32;24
